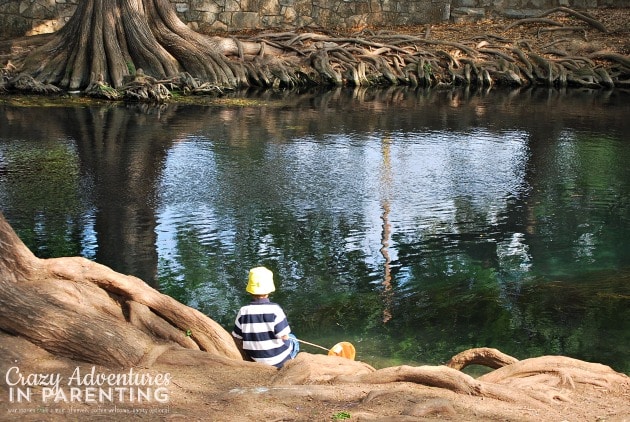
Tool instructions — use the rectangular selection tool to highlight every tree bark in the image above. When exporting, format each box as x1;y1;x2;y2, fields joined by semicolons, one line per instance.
19;0;241;89
446;347;519;370
0;212;241;368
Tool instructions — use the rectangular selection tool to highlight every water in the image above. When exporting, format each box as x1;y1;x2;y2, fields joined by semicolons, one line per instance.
1;87;629;373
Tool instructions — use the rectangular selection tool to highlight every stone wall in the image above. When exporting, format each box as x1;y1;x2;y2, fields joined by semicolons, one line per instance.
451;0;629;22
0;0;627;40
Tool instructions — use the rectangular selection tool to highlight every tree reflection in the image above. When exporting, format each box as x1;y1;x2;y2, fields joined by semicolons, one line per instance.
379;135;393;323
0;142;85;258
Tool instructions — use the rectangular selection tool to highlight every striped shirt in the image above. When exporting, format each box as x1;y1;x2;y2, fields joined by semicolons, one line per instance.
232;298;294;368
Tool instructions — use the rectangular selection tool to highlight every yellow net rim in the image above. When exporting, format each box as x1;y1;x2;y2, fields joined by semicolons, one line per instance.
327;341;356;360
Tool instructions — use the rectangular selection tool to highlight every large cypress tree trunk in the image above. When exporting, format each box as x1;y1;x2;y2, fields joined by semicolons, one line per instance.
20;0;246;89
0;213;241;368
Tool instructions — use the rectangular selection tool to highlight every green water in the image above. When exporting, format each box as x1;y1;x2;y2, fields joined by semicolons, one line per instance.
1;88;629;373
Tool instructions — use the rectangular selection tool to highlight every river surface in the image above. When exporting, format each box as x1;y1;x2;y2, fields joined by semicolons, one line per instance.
1;87;629;373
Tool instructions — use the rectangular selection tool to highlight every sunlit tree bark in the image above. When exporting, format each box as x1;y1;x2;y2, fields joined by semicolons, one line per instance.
0;212;242;367
20;0;252;90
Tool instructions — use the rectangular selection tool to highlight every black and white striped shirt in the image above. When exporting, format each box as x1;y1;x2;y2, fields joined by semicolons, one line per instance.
232;298;294;367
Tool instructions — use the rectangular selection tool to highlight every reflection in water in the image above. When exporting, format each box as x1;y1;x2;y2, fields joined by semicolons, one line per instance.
1;87;629;373
379;135;393;324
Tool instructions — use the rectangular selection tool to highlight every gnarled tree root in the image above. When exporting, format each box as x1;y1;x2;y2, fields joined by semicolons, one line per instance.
2;6;627;101
446;347;519;370
273;351;629;420
0;212;241;368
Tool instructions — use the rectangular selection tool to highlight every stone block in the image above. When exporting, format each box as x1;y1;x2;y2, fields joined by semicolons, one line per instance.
0;1;20;14
198;11;218;23
224;0;240;12
282;6;298;23
453;0;478;6
315;7;346;28
501;8;543;18
296;15;314;27
260;0;280;15
175;2;189;13
218;11;233;25
26;0;57;16
479;0;499;8
240;0;263;12
231;11;260;28
451;6;485;22
191;0;220;13
354;2;370;14
294;1;313;20
346;13;369;28
410;2;450;23
19;1;29;14
200;19;228;33
56;7;72;18
25;18;61;35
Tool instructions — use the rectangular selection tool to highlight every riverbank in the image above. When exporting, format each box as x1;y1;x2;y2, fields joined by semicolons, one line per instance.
2;330;629;421
1;8;629;97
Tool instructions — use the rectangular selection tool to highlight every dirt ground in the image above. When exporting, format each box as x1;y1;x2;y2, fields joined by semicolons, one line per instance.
393;7;630;56
1;331;629;422
227;7;630;59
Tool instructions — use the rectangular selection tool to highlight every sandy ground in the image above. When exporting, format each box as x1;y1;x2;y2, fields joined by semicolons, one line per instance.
1;331;629;422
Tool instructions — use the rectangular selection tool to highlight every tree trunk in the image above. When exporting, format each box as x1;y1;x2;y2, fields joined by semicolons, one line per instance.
19;0;246;90
0;212;241;368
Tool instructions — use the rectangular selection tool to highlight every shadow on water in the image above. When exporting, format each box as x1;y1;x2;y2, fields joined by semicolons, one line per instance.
1;86;629;372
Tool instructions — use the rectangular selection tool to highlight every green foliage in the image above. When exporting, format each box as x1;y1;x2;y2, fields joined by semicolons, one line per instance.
126;61;136;75
332;411;351;420
98;84;118;94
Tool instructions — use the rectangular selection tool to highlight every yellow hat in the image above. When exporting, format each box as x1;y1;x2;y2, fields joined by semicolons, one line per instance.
246;267;275;295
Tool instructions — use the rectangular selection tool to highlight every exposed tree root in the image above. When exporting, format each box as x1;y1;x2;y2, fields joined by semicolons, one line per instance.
84;73;121;99
4;73;61;94
1;5;628;101
272;351;629;419
538;6;609;33
589;51;630;69
446;347;519;370
0;212;241;367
